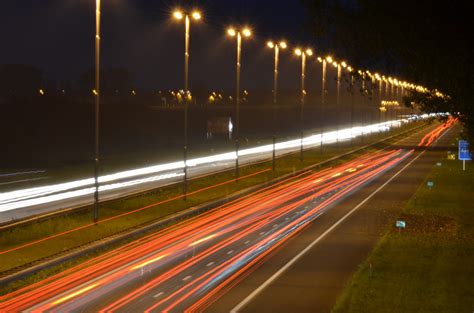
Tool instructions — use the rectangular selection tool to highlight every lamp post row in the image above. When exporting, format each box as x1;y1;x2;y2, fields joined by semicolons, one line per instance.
91;5;410;222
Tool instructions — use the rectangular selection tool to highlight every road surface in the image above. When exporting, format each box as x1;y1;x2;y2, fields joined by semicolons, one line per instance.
210;118;458;313
0;117;455;312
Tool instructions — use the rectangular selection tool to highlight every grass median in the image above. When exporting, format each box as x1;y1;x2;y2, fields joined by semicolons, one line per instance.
0;122;429;293
332;135;474;313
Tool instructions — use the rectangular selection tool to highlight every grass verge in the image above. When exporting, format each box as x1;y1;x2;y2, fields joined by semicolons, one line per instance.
332;135;474;313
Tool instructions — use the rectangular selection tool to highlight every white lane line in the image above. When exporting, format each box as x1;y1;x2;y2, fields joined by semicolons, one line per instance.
153;292;164;298
244;240;251;245
231;148;427;313
227;250;234;255
259;232;265;236
206;261;215;267
273;224;278;228
182;275;192;281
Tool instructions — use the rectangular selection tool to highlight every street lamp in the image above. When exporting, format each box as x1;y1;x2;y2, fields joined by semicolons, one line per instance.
333;60;341;146
382;76;388;124
322;55;333;107
344;64;355;145
388;77;394;123
335;61;341;107
267;40;287;171
294;47;312;162
375;73;383;124
173;9;202;199
228;27;252;179
93;0;101;224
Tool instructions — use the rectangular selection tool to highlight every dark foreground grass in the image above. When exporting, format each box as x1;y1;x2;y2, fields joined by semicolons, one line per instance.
0;122;428;294
332;138;474;313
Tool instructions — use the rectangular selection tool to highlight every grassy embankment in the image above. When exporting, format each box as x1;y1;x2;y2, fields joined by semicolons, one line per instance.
333;135;474;313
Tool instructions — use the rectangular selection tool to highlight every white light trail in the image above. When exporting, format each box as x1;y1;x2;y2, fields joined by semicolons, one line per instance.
0;115;442;214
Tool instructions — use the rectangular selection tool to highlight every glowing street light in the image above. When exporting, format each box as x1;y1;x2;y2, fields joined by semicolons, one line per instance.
173;11;183;20
267;40;287;170
227;26;252;179
227;28;236;37
172;9;202;198
294;47;313;162
191;11;201;20
242;28;252;37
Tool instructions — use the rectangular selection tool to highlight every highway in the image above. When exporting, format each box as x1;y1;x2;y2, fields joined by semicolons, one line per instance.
0;117;435;223
210;118;458;312
0;117;456;312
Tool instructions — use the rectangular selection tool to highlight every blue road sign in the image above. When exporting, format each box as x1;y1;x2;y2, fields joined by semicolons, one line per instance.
459;140;472;161
396;220;406;228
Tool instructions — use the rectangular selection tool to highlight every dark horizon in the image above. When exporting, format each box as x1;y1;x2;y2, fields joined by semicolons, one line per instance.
0;1;309;91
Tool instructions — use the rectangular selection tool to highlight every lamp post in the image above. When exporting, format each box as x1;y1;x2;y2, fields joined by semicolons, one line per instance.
295;48;313;162
346;65;354;145
333;60;340;146
368;71;375;131
228;27;252;179
388;77;394;124
336;63;341;107
375;73;382;124
323;56;332;107
267;40;287;171
340;61;348;128
93;0;101;224
361;70;366;135
173;9;201;199
383;76;388;125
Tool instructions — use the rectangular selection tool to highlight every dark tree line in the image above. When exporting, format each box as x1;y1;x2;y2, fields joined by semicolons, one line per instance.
302;0;473;138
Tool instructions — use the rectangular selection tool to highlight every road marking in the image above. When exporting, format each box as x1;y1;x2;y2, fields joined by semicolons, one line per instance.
153;292;164;298
227;250;234;255
231;148;427;313
259;232;265;236
244;240;250;245
272;224;278;228
182;275;192;281
206;262;215;267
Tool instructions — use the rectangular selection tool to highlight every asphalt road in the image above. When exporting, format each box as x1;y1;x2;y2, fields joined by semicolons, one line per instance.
207;121;458;313
0;119;456;312
0;120;450;312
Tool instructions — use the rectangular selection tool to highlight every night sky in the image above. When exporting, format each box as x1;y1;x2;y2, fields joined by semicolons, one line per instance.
1;1;311;91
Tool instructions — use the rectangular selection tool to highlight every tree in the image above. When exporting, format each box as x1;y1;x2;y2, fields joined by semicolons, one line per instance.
302;0;473;138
